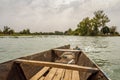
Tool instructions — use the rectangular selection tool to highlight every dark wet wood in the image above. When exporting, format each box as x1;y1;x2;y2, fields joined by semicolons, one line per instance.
7;63;27;80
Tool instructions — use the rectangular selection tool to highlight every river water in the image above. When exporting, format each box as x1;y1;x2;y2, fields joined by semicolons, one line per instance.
0;35;120;80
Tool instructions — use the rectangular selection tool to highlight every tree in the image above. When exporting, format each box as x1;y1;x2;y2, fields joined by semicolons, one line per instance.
0;29;2;34
72;29;80;35
19;29;31;34
75;10;110;36
91;10;110;35
54;31;64;35
8;29;15;34
26;29;30;34
109;26;117;35
101;26;110;35
2;26;15;34
64;28;73;35
94;10;110;27
3;26;10;34
77;17;92;36
90;18;100;35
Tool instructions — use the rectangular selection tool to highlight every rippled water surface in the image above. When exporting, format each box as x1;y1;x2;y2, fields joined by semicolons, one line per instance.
0;35;120;80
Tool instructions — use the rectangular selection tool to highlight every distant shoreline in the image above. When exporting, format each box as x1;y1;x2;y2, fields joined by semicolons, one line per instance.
0;34;120;37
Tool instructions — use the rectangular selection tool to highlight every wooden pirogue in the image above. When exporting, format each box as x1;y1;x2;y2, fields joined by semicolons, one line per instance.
0;45;110;80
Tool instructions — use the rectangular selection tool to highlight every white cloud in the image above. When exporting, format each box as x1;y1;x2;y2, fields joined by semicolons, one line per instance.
0;0;120;32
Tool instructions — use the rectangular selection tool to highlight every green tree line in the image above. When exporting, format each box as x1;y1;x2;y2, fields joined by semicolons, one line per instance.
0;26;31;35
65;10;119;36
0;10;119;36
0;26;64;35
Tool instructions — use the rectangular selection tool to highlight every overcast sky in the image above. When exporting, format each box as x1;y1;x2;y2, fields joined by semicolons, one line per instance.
0;0;120;32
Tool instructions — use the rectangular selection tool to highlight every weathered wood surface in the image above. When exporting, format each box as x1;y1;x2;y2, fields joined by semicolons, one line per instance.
64;69;72;80
30;67;80;80
0;45;110;80
30;67;50;80
7;63;27;80
53;68;64;80
72;70;80;80
39;77;45;80
15;59;98;73
44;68;58;80
77;51;110;80
53;49;81;52
0;45;70;80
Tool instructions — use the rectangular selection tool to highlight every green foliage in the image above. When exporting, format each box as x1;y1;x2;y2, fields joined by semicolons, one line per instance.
101;26;110;35
64;28;73;35
72;29;80;35
0;25;66;35
94;10;110;27
0;29;2;33
54;31;64;35
77;17;91;36
3;26;10;34
8;29;15;34
73;10;118;36
2;26;15;34
109;26;117;35
32;31;64;35
91;10;110;35
19;29;30;34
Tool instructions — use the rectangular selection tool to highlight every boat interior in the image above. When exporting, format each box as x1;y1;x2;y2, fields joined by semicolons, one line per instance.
0;45;109;80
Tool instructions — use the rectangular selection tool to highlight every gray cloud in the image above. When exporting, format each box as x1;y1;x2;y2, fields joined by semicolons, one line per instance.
0;0;120;32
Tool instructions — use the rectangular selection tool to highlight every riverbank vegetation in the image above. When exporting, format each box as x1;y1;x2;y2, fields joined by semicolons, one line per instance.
0;10;119;36
0;26;64;36
65;10;119;36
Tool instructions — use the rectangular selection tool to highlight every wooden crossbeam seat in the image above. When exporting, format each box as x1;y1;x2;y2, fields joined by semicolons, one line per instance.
53;49;81;52
15;59;99;80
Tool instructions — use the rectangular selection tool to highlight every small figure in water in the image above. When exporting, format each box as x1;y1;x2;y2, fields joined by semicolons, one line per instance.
74;46;80;50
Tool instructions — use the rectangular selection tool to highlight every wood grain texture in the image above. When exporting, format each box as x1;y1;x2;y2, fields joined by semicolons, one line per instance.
53;49;81;52
64;69;72;80
15;59;98;73
53;68;64;80
30;67;50;80
72;70;80;80
44;68;57;80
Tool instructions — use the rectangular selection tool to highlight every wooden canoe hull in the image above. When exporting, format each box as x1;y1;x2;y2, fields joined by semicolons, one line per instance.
0;45;110;80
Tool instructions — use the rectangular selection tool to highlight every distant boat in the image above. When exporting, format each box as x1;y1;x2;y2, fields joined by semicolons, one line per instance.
0;45;110;80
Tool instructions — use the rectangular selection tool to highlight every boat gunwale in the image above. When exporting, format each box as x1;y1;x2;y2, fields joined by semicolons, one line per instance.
0;44;110;80
80;50;110;80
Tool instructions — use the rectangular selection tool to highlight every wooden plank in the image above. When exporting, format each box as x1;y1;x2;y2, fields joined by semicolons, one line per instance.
64;69;72;80
72;70;80;80
30;67;50;80
53;49;81;52
44;68;57;80
53;68;64;80
60;69;65;80
15;59;98;73
39;77;45;80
